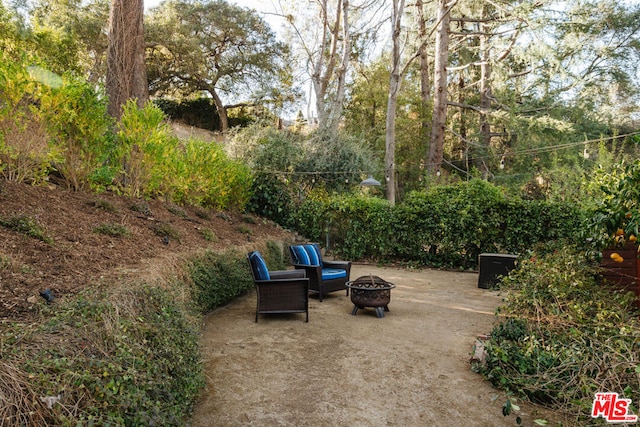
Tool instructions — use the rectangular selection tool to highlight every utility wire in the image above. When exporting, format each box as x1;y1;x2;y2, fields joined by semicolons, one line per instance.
251;131;640;176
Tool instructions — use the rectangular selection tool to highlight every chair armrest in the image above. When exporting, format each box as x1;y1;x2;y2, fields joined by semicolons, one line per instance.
323;260;351;270
270;269;306;279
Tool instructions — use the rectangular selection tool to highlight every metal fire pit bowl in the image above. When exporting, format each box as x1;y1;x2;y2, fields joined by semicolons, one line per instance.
345;275;396;318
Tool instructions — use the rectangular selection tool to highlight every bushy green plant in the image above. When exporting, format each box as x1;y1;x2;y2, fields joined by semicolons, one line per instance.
40;75;111;190
189;248;254;312
247;172;294;227
291;180;584;267
477;247;640;421
0;214;53;243
113;101;251;210
1;284;204;426
326;194;394;260
0;52;53;184
0;51;111;189
93;223;130;237
588;160;640;250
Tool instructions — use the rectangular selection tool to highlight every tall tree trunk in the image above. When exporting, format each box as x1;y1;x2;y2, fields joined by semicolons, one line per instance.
384;0;405;205
311;0;350;131
106;0;149;120
416;0;431;170
330;0;350;129
427;0;452;176
210;88;229;133
478;4;492;178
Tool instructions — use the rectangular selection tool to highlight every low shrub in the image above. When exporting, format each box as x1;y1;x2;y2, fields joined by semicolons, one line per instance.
189;249;254;312
0;214;53;243
93;223;130;237
476;247;640;423
0;284;204;426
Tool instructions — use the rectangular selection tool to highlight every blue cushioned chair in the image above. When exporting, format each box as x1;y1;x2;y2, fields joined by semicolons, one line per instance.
288;243;351;302
247;251;309;322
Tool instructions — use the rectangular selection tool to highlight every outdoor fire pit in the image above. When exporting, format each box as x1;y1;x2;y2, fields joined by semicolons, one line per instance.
345;275;396;318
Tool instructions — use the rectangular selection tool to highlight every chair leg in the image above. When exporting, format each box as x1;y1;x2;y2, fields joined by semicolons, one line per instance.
375;307;385;318
351;305;359;316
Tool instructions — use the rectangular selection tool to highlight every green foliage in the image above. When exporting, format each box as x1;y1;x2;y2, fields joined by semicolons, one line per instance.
150;222;180;242
189;248;255;312
325;195;395;261
199;228;217;242
292;179;584;267
0;52;53;184
111;101;251;210
1;284;204;425
93;223;130;237
299;128;380;193
0;214;53;244
588;159;640;250
247;172;294;227
477;248;640;422
40;75;111;190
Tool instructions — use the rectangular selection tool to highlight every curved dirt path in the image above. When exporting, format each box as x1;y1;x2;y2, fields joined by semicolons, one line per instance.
190;264;562;426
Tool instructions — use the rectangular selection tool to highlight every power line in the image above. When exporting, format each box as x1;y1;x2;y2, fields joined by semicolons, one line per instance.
250;131;640;176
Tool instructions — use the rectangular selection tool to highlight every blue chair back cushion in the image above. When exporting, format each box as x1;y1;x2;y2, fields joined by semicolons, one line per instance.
292;245;312;265
250;252;270;280
303;244;321;266
321;268;347;281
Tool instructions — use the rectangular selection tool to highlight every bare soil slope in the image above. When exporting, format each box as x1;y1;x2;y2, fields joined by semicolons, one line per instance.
0;181;290;321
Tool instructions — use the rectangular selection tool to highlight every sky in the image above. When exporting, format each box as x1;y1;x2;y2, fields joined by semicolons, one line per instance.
144;0;287;39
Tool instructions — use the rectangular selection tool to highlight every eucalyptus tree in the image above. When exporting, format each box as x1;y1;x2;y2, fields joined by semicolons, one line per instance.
275;0;387;131
145;0;293;133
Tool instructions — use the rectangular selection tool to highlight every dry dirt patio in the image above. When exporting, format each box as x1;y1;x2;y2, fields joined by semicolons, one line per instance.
190;264;566;426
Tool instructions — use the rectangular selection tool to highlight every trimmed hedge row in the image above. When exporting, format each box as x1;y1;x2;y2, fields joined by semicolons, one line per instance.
292;179;585;268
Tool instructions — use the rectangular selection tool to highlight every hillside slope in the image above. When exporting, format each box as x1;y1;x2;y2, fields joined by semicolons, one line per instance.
0;181;292;321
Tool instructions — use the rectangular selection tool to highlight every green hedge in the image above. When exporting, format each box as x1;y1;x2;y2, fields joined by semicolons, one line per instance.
292;179;585;268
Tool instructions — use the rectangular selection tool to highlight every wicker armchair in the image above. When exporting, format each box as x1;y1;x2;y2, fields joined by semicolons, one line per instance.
288;243;351;302
247;251;309;322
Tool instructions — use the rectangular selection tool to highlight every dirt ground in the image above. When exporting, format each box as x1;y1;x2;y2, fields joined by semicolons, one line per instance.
190;264;568;427
0;181;290;321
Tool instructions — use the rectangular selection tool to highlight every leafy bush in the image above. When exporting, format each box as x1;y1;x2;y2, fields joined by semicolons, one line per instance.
40;75;111;191
112;101;251;209
477;248;640;422
189;249;254;312
93;223;130;237
189;243;285;312
246;172;294;227
0;214;53;243
291;179;584;267
1;284;204;426
0;52;54;184
325;194;394;260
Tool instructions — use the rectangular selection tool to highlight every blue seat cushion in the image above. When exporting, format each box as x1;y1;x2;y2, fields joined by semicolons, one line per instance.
303;244;321;266
292;245;311;265
321;268;347;281
250;252;270;280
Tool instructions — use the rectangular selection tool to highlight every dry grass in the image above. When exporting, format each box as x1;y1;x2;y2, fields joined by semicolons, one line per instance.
0;360;48;426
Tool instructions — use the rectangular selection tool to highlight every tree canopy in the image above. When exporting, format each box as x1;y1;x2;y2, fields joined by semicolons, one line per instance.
145;0;296;132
